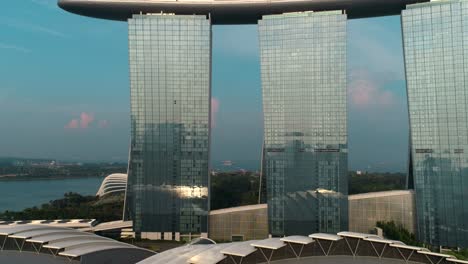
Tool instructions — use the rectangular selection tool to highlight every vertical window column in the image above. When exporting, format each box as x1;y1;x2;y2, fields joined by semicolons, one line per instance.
259;11;348;236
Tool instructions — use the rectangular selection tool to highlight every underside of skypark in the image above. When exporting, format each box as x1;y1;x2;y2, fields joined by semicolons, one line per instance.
58;0;428;23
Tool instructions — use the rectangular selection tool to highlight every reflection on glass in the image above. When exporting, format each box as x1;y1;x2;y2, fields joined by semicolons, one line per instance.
259;11;348;236
402;0;468;248
124;14;211;237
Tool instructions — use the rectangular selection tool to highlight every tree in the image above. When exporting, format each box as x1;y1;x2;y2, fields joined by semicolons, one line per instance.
376;221;421;246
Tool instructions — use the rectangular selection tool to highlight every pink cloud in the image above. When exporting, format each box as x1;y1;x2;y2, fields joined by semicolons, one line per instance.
98;120;109;128
64;112;95;129
79;112;94;128
348;70;395;108
211;98;220;128
65;119;79;129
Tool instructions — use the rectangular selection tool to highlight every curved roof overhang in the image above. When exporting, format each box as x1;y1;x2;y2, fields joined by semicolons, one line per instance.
0;224;154;263
58;0;429;24
138;232;468;264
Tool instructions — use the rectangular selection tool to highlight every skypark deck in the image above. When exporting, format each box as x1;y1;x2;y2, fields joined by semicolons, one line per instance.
58;0;428;24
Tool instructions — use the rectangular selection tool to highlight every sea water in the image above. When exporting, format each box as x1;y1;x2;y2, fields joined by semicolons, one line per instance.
0;177;103;212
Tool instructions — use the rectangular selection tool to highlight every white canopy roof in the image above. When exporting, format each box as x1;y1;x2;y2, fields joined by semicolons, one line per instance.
338;231;380;240
0;225;52;236
364;236;405;245
59;243;135;258
220;241;259;257
138;245;209;264
43;236;112;250
417;251;453;258
389;243;427;251
447;258;468;264
280;236;314;245
165;245;216;264
251;238;286;250
134;231;465;264
26;231;93;244
8;228;72;239
188;244;232;264
309;233;343;241
0;224;154;263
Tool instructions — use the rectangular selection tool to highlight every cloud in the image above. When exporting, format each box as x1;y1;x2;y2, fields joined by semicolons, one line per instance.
80;112;94;128
0;18;68;38
0;42;31;53
65;119;79;129
348;70;396;108
28;24;68;38
65;112;95;129
211;98;220;128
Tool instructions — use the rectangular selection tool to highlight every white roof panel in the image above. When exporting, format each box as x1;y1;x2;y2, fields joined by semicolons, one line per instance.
59;243;134;258
280;236;314;245
447;258;468;264
251;238;285;250
364;237;404;244
417;250;453;258
309;233;343;241
138;245;209;264
389;244;426;251
338;231;379;239
43;236;111;249
26;232;93;244
188;244;232;264
0;225;51;236
166;245;216;264
221;241;258;257
8;228;71;239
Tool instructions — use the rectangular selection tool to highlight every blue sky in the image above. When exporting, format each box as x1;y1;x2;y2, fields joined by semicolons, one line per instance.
0;0;409;172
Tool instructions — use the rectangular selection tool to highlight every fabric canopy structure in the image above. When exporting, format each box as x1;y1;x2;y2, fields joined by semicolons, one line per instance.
139;231;468;264
0;225;154;264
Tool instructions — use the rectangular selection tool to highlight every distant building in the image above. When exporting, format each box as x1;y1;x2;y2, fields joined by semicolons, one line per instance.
96;173;127;197
402;0;468;248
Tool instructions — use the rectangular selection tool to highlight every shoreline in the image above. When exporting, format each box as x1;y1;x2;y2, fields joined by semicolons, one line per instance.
0;175;105;182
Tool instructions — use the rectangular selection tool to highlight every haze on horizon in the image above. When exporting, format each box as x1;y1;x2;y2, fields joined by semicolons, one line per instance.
0;0;408;172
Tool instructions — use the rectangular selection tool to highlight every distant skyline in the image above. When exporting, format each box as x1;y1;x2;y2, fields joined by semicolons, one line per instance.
1;0;408;172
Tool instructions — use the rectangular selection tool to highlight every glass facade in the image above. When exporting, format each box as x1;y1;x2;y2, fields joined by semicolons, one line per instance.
124;14;211;238
258;11;348;236
402;0;468;248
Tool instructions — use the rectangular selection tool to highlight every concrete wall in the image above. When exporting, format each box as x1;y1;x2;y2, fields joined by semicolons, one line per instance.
348;190;416;234
209;190;416;242
209;204;268;242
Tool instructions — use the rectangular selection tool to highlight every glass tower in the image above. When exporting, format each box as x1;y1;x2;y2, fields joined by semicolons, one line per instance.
402;0;468;248
124;14;211;239
258;11;348;236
